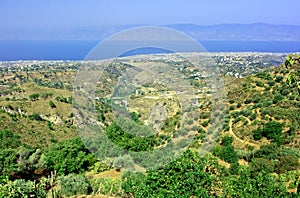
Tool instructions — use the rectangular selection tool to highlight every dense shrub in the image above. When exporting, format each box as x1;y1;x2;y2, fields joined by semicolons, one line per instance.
201;121;209;127
244;98;252;104
262;121;283;145
0;130;20;149
268;81;275;86
280;89;290;96
273;93;284;104
48;100;56;108
223;168;288;197
90;177;122;195
45;138;95;175
249;113;257;121
122;150;218;197
253;144;279;160
229;162;240;175
28;113;43;121
275;76;284;83
0;149;17;176
0;178;46;198
275;156;299;174
250;158;274;173
256;72;272;80
29;93;39;101
59;174;91;196
219;145;238;164
105;122;157;152
221;135;233;146
253;127;263;140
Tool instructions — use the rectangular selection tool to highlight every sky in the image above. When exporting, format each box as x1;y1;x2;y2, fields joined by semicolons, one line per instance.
1;0;300;29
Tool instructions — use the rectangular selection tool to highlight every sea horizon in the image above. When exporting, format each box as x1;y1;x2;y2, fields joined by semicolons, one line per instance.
0;40;299;61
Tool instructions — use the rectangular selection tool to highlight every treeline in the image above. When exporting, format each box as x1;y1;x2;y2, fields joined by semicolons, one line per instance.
1;128;299;197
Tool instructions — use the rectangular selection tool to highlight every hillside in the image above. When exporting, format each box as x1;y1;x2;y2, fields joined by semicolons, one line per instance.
0;53;299;197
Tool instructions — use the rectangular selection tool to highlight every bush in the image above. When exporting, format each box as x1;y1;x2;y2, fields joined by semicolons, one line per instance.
90;177;122;195
256;72;272;80
29;93;39;101
201;121;209;127
59;174;91;197
91;161;111;173
221;135;233;146
105;122;157;152
113;155;134;171
250;113;257;121
275;76;284;83
29;113;43;121
122;150;217;197
0;130;20;149
48;100;56;108
253;97;260;103
45;138;95;175
275;156;299;174
0;149;17;176
273;93;284;104
15;148;43;178
253;144;279;160
253;127;263;140
255;81;264;87
244;98;251;104
223;125;230;132
229;162;240;175
223;168;288;197
250;158;274;173
201;113;209;119
242;110;252;117
268;81;275;86
0;178;46;198
262;121;282;143
280;89;289;96
219;145;238;164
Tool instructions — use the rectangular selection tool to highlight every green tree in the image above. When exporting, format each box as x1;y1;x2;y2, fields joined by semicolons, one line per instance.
221;135;233;146
223;167;288;197
105;122;156;152
275;156;300;174
263;121;283;145
122;150;220;197
219;145;238;164
48;100;56;108
45;138;95;175
29;93;39;101
0;149;17;176
250;158;274;173
273;93;284;104
0;130;20;150
253;127;263;140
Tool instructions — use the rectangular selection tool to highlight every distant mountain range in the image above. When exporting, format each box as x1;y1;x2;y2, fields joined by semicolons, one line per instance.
2;23;300;41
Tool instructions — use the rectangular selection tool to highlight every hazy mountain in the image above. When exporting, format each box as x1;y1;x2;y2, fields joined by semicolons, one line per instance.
2;23;300;41
168;23;300;41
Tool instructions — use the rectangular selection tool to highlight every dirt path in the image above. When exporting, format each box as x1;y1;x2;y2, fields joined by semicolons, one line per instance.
228;119;259;149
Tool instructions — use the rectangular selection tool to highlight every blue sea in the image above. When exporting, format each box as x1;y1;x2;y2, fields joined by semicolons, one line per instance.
0;40;299;61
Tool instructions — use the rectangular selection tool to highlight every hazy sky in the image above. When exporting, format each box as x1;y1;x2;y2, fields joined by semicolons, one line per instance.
1;0;300;29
